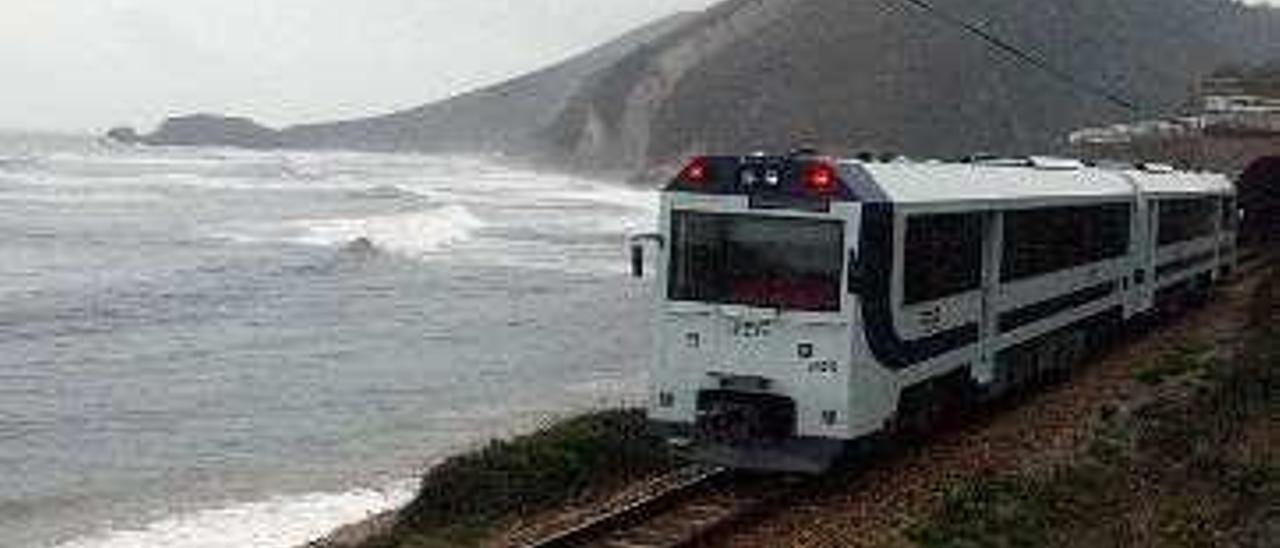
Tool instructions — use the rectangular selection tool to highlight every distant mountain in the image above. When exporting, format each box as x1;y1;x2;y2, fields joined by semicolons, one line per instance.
116;12;696;154
545;0;1280;175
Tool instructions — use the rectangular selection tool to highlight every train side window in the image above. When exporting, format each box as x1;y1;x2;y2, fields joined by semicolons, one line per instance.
903;213;982;305
1157;198;1217;245
1221;196;1238;231
1002;203;1129;282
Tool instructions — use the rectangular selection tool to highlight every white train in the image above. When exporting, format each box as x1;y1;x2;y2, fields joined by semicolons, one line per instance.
630;153;1237;472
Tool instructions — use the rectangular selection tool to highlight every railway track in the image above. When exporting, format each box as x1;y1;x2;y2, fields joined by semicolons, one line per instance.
524;464;800;548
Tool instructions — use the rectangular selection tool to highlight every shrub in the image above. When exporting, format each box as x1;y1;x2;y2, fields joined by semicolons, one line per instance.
370;409;677;546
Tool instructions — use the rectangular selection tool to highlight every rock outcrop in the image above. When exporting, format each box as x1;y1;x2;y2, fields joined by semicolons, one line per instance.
105;127;143;144
139;114;281;148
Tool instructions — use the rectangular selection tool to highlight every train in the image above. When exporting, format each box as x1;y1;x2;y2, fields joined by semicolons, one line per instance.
629;152;1238;472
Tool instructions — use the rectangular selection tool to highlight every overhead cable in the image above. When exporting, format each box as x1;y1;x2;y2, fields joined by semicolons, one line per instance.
883;0;1146;114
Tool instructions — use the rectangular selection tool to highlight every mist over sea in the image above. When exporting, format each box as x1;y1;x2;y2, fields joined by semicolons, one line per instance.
0;133;655;547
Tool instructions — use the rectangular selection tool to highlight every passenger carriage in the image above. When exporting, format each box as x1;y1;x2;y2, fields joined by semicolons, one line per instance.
631;152;1237;472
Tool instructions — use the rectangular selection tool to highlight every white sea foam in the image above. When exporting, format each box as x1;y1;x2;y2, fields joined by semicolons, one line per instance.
289;205;485;259
55;483;415;548
0;190;166;205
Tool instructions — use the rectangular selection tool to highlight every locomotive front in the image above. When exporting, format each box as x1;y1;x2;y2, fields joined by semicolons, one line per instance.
632;154;868;472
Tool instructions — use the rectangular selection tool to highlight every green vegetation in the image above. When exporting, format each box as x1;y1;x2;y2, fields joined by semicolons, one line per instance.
358;409;678;548
911;477;1054;548
1133;337;1218;386
913;267;1279;548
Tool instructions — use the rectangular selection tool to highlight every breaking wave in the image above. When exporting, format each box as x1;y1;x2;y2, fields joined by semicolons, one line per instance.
344;184;431;202
0;155;39;172
55;483;414;548
288;205;485;259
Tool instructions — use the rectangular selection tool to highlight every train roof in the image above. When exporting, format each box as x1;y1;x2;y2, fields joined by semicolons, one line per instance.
848;159;1233;206
1120;167;1234;197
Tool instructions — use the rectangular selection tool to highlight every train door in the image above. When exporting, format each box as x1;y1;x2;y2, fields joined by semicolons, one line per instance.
1129;196;1157;315
974;211;1002;385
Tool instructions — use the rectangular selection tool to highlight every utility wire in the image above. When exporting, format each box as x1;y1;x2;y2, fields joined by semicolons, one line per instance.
882;0;1146;114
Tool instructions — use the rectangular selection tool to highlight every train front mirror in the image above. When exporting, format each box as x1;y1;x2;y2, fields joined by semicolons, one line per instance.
630;243;645;278
627;232;664;279
847;249;862;294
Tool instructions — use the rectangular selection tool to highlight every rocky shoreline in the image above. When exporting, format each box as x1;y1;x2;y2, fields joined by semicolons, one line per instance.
305;510;399;548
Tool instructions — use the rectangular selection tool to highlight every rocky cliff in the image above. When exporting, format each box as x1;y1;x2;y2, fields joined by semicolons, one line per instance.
547;0;1280;174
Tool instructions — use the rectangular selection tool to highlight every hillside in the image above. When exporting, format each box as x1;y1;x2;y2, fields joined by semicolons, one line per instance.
546;0;1280;174
117;12;696;154
276;12;696;153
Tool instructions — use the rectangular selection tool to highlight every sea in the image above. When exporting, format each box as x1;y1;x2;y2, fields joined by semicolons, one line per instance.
0;132;657;548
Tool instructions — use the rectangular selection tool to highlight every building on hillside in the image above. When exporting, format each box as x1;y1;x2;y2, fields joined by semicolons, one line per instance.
1071;73;1280;151
1069;72;1280;243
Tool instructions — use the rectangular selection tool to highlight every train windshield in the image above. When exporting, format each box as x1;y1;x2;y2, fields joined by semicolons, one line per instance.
668;211;844;312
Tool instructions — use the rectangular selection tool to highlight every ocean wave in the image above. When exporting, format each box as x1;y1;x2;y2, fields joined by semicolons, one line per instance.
0;155;40;173
538;184;657;211
54;483;414;548
344;184;430;202
288;205;485;259
0;190;166;205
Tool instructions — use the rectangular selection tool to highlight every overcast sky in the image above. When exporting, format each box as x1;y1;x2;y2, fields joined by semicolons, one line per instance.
0;0;720;133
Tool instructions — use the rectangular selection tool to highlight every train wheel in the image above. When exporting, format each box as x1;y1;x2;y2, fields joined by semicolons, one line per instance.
889;369;975;440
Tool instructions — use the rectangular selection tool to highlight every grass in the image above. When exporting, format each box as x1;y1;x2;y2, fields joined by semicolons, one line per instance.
912;266;1280;548
910;477;1053;548
355;409;679;548
1132;337;1218;385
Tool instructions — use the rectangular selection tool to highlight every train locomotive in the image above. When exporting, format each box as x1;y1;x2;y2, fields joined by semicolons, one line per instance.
630;152;1237;472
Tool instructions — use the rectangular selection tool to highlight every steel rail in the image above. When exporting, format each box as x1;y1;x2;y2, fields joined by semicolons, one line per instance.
523;464;729;548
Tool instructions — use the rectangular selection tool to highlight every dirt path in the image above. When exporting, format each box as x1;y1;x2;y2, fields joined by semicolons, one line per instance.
711;269;1266;548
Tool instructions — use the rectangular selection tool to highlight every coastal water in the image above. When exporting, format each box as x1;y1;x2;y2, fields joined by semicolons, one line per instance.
0;133;656;547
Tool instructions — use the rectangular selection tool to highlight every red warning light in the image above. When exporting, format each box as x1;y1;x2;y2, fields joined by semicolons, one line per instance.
804;162;839;195
679;156;711;185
